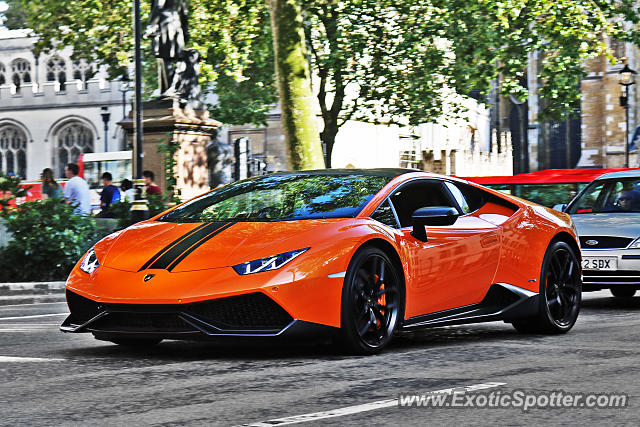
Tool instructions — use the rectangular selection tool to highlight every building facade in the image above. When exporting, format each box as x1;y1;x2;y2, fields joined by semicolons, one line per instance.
520;39;640;172
0;30;127;181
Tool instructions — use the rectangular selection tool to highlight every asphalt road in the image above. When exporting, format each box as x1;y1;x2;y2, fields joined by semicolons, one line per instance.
1;291;639;426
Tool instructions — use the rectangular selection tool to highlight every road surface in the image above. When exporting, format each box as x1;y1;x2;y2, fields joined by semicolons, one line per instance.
1;291;638;425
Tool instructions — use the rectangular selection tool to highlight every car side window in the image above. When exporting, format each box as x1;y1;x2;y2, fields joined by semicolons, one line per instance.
371;200;399;228
449;182;487;213
390;180;458;227
444;182;470;214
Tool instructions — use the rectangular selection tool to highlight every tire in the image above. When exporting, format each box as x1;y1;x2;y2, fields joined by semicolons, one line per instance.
513;241;581;334
610;288;637;298
339;246;404;355
109;338;162;347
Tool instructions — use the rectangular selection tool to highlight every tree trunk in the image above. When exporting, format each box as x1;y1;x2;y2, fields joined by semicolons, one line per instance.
320;125;339;168
268;0;325;170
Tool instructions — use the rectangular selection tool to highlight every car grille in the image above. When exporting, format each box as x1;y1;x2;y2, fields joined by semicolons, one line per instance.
583;270;640;285
579;236;634;249
91;312;196;332
65;290;293;334
184;293;293;330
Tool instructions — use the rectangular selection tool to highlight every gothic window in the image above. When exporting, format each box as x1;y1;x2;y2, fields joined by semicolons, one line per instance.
11;59;31;92
0;125;28;178
56;122;94;177
72;59;95;84
47;57;67;90
0;62;5;86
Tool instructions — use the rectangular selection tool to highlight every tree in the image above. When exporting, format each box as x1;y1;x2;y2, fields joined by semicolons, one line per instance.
19;0;640;167
269;0;324;169
1;0;28;29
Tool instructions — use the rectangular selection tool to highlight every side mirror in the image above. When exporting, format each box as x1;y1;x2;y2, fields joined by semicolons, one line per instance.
411;207;459;242
553;204;567;212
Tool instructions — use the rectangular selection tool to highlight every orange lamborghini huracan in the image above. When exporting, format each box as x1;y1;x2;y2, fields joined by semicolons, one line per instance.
61;169;582;354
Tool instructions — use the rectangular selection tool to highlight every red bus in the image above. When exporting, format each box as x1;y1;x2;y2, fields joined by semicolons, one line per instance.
462;168;639;207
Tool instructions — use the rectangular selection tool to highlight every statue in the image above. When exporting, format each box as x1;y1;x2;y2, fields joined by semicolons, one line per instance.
146;0;203;110
207;137;234;188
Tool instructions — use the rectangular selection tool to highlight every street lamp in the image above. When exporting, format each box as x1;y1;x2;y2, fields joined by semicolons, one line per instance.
119;72;131;119
100;106;111;152
618;62;637;168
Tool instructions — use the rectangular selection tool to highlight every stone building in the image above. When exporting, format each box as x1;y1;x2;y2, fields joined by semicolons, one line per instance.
519;39;640;172
220;93;513;177
0;29;127;181
578;40;639;168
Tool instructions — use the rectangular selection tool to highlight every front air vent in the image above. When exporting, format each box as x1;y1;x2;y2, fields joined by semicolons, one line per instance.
66;290;103;324
185;293;293;330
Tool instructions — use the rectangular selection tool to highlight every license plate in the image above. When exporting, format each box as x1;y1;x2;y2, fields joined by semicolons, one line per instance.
582;257;618;271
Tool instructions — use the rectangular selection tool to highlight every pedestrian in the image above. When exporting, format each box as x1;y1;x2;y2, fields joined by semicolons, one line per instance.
63;163;91;215
120;179;135;202
143;170;162;195
40;168;62;199
98;172;121;217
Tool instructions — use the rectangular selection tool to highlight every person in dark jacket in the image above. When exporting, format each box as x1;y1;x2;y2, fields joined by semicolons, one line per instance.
99;172;121;217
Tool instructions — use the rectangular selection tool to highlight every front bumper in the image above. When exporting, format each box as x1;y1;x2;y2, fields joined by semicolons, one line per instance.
581;248;640;289
61;290;337;340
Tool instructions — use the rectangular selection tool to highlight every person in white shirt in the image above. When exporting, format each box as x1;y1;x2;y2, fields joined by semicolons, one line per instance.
63;163;92;216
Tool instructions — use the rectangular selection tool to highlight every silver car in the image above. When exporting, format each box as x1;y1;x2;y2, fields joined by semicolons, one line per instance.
557;170;640;298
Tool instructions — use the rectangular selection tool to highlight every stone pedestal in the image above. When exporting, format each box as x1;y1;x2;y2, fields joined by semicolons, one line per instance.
119;100;221;201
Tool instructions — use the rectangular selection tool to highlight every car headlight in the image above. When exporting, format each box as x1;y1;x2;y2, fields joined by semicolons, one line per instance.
79;248;100;274
629;238;640;249
232;248;309;275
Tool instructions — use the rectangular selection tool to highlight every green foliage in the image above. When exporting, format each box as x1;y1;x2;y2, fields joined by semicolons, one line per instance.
20;0;640;162
1;0;28;29
157;134;181;203
106;201;135;229
146;193;168;217
0;199;100;282
0;173;28;215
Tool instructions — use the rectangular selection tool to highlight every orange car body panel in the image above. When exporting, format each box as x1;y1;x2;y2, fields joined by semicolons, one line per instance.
66;171;579;329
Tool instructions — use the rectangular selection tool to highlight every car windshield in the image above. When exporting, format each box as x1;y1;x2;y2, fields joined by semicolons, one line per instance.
159;173;392;223
567;177;640;214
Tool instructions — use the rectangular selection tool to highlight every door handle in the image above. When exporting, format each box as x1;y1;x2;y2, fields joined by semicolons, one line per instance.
481;234;499;247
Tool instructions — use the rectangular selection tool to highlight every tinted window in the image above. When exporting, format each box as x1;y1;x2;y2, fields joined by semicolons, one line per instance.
160;173;392;223
486;183;587;207
390;181;456;227
371;200;399;227
567;177;640;214
445;182;470;214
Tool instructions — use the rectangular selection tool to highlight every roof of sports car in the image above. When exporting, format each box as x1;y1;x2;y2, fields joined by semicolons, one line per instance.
266;168;421;178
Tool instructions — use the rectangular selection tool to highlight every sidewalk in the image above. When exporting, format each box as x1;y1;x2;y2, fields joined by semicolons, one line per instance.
0;281;66;305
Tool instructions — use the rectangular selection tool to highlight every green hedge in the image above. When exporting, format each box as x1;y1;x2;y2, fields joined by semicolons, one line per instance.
0;198;100;282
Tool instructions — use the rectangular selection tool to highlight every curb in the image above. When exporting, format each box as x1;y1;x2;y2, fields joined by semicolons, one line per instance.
0;281;66;296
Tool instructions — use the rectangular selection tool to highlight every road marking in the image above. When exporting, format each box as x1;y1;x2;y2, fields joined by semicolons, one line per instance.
0;356;64;362
0;313;68;321
0;301;67;308
240;382;506;426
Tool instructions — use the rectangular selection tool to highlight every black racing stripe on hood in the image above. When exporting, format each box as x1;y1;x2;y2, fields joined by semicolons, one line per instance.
166;222;235;272
140;222;231;271
138;223;211;271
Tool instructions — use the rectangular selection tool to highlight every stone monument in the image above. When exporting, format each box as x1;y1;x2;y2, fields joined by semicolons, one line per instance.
120;0;233;201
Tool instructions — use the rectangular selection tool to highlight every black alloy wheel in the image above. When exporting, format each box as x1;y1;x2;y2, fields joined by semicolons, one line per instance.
339;246;403;354
513;241;581;334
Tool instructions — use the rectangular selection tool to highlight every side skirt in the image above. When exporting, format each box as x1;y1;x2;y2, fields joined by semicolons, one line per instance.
400;283;539;331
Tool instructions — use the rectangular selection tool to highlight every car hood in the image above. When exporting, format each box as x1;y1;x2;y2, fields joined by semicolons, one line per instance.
100;219;348;273
570;213;640;239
